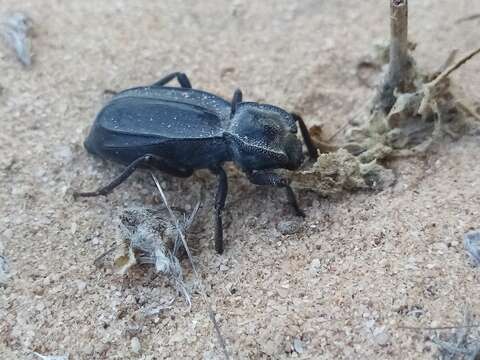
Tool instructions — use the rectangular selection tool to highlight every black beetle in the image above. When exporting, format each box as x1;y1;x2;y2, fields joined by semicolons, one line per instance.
74;72;318;254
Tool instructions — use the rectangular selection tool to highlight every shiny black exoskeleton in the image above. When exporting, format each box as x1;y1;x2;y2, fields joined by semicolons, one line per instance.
74;72;318;253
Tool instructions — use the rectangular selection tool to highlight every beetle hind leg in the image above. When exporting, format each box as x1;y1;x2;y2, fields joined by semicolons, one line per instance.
73;154;193;198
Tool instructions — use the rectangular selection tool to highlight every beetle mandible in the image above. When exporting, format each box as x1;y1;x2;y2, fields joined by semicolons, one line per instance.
74;72;318;254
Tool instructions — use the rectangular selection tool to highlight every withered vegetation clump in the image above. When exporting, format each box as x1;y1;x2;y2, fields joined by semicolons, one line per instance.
292;0;480;196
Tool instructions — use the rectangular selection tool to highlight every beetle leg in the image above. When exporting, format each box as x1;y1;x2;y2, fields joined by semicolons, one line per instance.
291;113;318;160
245;170;305;217
230;88;243;117
73;154;192;198
211;166;228;254
151;72;192;89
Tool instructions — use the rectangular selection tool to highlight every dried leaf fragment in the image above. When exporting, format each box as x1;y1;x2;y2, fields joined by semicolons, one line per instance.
1;12;33;67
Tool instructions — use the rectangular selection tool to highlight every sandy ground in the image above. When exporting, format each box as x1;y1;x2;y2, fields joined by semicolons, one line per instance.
1;1;480;359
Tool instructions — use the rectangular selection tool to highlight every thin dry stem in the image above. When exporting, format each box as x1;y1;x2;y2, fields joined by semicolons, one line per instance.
456;100;480;122
151;173;230;360
429;47;480;88
376;0;412;113
387;0;409;91
419;47;480;115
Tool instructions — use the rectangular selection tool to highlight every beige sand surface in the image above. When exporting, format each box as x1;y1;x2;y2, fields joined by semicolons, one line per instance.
1;1;480;359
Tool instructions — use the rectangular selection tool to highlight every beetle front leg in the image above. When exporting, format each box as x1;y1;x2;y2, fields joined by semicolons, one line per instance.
151;72;192;89
291;113;318;160
245;170;305;217
211;166;228;254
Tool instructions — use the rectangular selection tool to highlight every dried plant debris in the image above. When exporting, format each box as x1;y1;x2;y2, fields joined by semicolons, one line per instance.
296;2;480;196
32;352;69;360
464;230;480;266
114;206;198;275
343;0;480;162
431;307;480;360
1;12;33;67
346;47;480;162
113;205;199;305
290;149;395;196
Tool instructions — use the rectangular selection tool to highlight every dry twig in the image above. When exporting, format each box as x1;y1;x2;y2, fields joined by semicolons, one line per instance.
419;47;480;116
151;173;230;360
376;0;414;113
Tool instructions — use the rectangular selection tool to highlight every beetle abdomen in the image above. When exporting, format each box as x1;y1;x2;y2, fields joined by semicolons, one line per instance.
84;90;231;170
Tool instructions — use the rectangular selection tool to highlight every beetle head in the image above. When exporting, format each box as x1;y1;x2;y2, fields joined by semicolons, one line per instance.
227;103;304;171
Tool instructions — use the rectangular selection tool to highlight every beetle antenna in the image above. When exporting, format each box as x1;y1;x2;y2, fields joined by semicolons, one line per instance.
230;88;243;117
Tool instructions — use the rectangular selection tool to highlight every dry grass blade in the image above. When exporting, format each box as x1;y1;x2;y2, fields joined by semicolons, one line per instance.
429;305;480;359
398;324;480;331
455;14;480;24
150;173;230;360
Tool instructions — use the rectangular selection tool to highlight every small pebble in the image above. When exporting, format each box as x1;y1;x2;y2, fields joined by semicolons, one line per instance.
310;258;321;274
130;337;141;354
0;255;9;285
76;280;87;293
464;230;480;266
373;327;390;346
277;220;301;235
293;338;305;353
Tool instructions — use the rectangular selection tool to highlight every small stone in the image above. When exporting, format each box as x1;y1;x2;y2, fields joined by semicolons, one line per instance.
373;327;390;346
43;276;53;286
219;264;229;272
76;280;87;293
310;258;321;274
293;338;305;353
464;230;480;266
130;337;141;354
70;222;77;235
54;144;74;164
0;255;9;285
277;220;301;235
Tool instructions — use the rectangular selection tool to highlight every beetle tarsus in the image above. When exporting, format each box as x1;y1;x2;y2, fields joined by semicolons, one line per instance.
73;189;107;198
211;166;228;254
284;186;305;217
151;72;192;89
230;88;243;117
103;89;118;96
